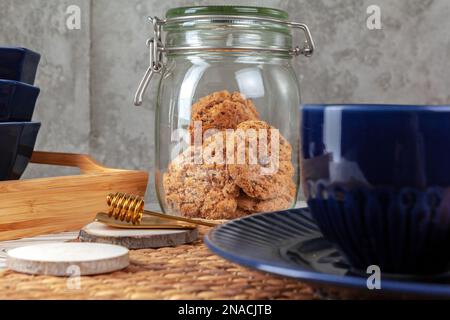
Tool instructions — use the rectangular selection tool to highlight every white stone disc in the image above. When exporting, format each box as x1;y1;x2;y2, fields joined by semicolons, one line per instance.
6;242;129;276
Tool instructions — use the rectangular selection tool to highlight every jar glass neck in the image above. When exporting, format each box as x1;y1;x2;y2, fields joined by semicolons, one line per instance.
165;54;293;65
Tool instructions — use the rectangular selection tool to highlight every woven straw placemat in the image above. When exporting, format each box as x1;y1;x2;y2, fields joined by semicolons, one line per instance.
0;227;320;300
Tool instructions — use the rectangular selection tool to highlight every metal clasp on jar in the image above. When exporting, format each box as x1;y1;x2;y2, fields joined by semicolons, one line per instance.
134;17;165;106
134;14;315;106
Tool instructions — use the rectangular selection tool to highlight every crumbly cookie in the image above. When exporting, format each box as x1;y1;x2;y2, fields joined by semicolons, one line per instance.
163;143;239;220
189;90;260;137
234;208;253;218
228;120;295;200
236;181;296;213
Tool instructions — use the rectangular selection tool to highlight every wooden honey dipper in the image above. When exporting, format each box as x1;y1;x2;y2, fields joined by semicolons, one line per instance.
105;192;221;227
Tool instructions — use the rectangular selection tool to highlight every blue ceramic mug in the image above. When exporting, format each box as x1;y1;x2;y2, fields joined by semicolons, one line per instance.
301;104;450;275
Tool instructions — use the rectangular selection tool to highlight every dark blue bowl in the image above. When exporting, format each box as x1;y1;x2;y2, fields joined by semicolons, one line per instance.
0;80;40;122
301;104;450;274
0;47;40;85
0;122;40;180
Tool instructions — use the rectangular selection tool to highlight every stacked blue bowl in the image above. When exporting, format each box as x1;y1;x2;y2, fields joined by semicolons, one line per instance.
0;47;41;181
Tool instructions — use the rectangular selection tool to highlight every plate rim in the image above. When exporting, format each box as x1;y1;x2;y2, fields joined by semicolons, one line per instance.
204;208;450;298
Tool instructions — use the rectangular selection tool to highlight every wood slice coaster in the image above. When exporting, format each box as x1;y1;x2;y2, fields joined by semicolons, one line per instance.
79;222;199;249
6;243;129;276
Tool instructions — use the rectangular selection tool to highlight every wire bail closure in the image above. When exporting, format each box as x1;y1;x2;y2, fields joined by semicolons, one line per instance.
134;14;315;106
134;17;164;106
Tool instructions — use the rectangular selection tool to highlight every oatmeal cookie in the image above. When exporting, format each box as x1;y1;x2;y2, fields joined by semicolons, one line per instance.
228;120;295;200
234;208;253;218
189;90;260;136
236;180;296;213
163;143;239;220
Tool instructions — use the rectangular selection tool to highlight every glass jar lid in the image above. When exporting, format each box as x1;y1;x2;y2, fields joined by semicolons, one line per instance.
163;6;293;52
158;6;314;57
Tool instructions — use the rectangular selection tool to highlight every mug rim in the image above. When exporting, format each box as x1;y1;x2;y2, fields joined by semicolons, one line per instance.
301;104;450;112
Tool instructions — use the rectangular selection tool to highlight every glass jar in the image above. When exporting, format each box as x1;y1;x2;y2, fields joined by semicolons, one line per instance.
134;6;314;219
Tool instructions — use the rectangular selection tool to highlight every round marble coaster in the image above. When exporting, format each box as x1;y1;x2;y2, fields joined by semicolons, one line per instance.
79;222;199;249
6;242;129;276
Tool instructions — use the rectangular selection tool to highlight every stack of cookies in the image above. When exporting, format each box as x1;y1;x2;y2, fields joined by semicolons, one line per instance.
163;91;296;220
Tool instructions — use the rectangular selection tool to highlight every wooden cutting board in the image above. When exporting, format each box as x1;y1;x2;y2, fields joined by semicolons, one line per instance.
0;151;148;241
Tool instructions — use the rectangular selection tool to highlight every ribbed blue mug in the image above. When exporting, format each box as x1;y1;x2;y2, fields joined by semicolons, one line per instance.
301;104;450;275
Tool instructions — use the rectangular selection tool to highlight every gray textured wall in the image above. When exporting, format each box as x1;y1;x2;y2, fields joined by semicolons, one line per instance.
1;0;450;204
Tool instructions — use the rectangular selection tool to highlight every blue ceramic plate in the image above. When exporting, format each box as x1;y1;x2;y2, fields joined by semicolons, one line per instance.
0;47;40;85
205;208;450;298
